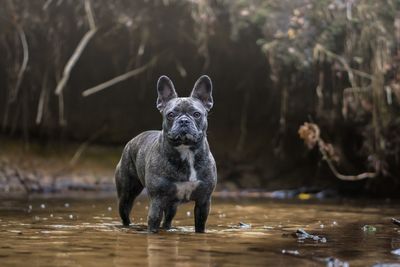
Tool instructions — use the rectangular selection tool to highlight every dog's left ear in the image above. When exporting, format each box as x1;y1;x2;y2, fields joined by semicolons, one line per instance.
191;75;213;111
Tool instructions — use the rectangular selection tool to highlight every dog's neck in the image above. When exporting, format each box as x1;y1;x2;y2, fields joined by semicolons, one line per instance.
159;131;208;161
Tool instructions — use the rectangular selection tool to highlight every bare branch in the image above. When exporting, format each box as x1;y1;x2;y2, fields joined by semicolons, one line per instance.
84;0;96;30
42;0;53;10
82;56;158;97
54;28;97;95
10;26;29;102
54;0;97;96
314;44;358;88
35;73;48;124
299;122;377;181
318;140;377;181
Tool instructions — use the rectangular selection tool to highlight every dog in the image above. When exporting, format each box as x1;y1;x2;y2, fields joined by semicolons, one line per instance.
115;75;217;233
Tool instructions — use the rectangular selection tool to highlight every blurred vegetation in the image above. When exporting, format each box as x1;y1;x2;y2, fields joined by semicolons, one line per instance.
1;0;400;194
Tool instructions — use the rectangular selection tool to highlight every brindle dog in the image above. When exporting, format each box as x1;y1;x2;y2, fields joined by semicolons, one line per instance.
115;75;217;233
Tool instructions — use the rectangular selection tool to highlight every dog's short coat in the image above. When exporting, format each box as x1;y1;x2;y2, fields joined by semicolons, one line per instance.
115;75;217;233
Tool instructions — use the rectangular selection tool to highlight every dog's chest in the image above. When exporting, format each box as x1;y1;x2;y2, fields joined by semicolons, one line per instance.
176;145;197;181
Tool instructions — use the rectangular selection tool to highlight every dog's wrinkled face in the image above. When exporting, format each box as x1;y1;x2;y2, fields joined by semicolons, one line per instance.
163;98;207;146
156;75;213;146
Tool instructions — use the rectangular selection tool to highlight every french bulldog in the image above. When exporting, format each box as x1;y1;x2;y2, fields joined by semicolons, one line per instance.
115;75;217;233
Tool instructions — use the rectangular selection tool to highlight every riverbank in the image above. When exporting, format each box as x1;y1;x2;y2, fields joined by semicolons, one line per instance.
0;137;119;193
0;137;386;199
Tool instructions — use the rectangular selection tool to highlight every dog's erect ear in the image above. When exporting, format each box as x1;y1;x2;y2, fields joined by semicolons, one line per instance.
157;75;177;112
190;75;213;111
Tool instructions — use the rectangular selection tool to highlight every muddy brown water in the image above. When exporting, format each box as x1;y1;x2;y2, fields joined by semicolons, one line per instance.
0;193;399;267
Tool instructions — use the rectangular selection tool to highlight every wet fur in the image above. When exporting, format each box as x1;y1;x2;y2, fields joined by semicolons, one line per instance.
115;76;217;233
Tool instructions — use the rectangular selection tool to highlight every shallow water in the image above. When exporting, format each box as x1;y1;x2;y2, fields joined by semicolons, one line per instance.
0;194;399;267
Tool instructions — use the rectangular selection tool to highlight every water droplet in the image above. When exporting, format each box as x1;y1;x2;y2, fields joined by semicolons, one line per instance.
332;221;338;226
40;204;46;209
107;207;112;211
69;214;74;219
186;211;191;217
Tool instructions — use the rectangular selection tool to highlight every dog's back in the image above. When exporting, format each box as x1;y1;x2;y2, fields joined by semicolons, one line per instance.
115;130;160;225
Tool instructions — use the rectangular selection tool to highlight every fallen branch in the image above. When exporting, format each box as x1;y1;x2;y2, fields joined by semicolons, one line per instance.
299;122;377;181
82;56;158;97
295;228;327;243
54;0;96;96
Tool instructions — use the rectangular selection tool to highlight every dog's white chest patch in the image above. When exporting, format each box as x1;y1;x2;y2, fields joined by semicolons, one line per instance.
175;180;200;201
176;145;197;181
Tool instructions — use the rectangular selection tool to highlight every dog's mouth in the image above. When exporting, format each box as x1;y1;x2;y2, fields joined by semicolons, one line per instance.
167;129;201;145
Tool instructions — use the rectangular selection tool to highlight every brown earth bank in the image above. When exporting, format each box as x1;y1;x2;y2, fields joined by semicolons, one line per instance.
1;136;398;198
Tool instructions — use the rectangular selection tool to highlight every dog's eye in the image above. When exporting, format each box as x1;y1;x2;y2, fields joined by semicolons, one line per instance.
193;112;201;118
167;112;175;120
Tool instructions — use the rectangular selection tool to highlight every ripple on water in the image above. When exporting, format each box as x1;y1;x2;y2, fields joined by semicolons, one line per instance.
0;197;399;267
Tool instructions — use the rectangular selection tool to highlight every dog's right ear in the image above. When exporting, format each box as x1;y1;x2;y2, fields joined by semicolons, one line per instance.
156;75;177;112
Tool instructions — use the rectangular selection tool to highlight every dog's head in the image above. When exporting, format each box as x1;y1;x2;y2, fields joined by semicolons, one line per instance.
156;75;213;147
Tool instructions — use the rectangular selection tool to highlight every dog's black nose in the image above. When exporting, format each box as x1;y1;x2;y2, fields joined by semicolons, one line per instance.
179;117;190;126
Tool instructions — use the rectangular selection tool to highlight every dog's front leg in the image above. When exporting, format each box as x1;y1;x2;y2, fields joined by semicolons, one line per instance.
194;197;211;233
148;198;164;233
162;203;178;230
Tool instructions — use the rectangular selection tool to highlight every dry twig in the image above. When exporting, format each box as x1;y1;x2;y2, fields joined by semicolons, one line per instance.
54;0;96;96
10;26;29;102
299;122;377;181
314;44;373;88
35;71;48;124
82;56;158;97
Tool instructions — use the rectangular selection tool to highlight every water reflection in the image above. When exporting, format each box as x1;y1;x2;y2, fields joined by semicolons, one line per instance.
0;196;399;267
